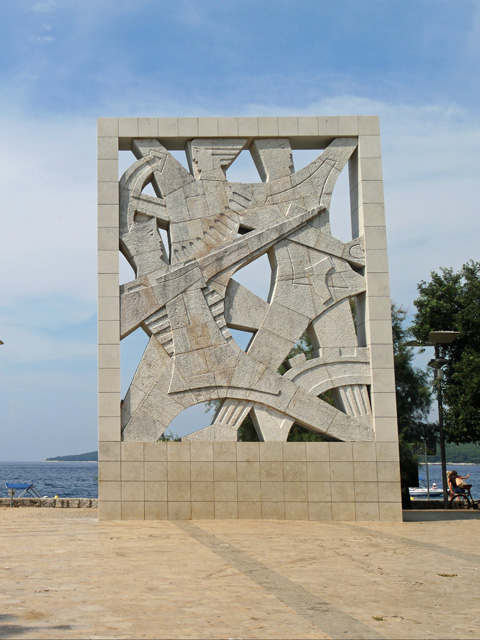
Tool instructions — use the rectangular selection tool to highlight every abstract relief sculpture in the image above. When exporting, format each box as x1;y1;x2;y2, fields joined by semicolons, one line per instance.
119;135;374;443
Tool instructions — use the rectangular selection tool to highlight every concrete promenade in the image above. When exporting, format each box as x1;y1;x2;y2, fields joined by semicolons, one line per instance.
1;508;479;639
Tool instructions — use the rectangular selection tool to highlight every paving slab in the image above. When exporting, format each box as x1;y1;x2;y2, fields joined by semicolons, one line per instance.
0;508;479;639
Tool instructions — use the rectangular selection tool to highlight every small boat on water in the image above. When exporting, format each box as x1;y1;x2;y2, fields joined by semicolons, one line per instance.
409;485;444;498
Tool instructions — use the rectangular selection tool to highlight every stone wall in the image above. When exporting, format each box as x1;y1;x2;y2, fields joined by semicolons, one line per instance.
98;441;402;521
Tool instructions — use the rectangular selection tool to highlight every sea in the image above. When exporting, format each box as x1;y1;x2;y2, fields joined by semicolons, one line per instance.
0;461;98;498
0;460;478;501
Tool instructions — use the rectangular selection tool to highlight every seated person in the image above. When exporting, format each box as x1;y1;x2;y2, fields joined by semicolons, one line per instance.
447;470;472;495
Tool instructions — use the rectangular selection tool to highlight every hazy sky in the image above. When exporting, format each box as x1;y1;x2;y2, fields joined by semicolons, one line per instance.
1;0;479;460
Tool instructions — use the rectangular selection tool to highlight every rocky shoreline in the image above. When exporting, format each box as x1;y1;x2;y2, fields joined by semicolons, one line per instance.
0;497;97;508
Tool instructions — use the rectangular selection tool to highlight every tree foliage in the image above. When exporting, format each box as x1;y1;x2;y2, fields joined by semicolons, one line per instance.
411;261;480;443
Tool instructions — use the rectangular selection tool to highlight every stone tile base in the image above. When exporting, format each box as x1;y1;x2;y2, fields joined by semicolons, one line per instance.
98;441;402;522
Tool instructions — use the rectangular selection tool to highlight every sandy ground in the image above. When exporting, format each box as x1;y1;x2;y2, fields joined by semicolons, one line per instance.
0;508;479;639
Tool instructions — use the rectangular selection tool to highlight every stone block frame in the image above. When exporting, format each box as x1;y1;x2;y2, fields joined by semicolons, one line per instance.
97;116;401;521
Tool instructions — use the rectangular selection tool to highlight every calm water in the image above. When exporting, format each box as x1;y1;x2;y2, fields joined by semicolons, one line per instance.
418;463;480;499
0;461;98;498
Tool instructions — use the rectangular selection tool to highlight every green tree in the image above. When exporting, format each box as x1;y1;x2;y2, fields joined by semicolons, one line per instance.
411;260;480;443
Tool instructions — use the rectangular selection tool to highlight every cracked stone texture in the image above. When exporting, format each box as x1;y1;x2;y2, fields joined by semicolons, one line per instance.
120;136;374;442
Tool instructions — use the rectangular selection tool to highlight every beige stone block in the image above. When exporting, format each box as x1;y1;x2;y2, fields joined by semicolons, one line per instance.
358;135;382;158
370;345;394;369
98;159;119;182
98;368;120;393
168;482;191;502
306;461;330;481
98;297;119;321
297;116;318;136
379;502;402;522
331;483;355;502
166;442;190;462
99;481;121;501
191;481;214;502
191;462;213;481
98;345;120;369
237;442;260;462
198;118;218;136
285;502;309;520
138;118;159;137
122;461;144;482
168;461;190;482
238;502;261;519
98;227;118;251
118;118;139;137
371;392;397;418
352;442;377;462
213;442;237;461
337;116;359;136
374;417;400;441
355;481;378;502
278;117;298;136
237;481;261;502
260;461;284;482
305;442;330;461
97;137;118;160
144;461;167;482
145;482;167;502
98;118;119;137
122;481;144;501
371;367;396;393
98;392;120;417
377;461;400;482
217;117;238;137
365;250;389;274
158;118;178;136
282;442;306;461
330;462;354;482
177;118;198;137
98;204;118;227
358;296;391;322
284;462;307;482
317;117;338;136
357;203;386;229
355;502;380;521
98;501;121;520
98;461;120;482
360;157;383;182
215;502;238;519
214;482;237;502
364;226;387;251
358;116;380;135
144;442;167;461
192;502;214;519
98;251;119;275
332;502;355;521
145;502;168;520
98;417;121;441
365;272;391;298
238;118;258;136
99;442;120;461
121;501;144;520
354;461;377;482
378;482;401;502
190;441;213;462
237;461;260;482
262;502;285;520
329;442;353;462
121;442;144;461
257;117;278;136
98;320;119;345
284;481;307;502
214;461;236;482
98;182;119;206
168;501;191;519
308;502;332;521
307;482;331;502
259;442;283;461
260;482;284;502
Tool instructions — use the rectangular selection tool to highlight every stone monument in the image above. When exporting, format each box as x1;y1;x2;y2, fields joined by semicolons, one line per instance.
98;117;402;521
